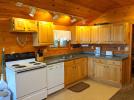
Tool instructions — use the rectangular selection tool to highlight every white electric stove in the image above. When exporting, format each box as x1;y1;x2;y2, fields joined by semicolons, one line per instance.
5;52;47;100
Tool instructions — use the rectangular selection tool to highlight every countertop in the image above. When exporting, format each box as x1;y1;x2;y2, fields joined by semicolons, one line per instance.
44;52;128;65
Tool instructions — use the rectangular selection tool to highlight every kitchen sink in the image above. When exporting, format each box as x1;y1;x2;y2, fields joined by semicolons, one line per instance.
60;55;73;60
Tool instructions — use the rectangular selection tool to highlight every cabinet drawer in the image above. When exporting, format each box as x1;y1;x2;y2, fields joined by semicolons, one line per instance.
107;60;122;66
64;60;74;66
94;59;105;64
74;58;87;64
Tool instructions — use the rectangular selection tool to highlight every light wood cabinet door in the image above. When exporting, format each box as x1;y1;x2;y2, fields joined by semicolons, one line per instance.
94;63;105;80
38;21;54;45
88;58;94;77
90;26;100;43
11;18;38;32
108;65;121;84
11;18;26;31
75;58;88;80
79;26;91;44
79;58;88;79
70;26;80;44
70;26;91;44
64;58;88;86
25;19;38;32
64;60;75;86
99;25;111;43
111;23;127;44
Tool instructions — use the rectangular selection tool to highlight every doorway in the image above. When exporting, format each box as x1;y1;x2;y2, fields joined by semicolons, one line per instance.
131;24;134;77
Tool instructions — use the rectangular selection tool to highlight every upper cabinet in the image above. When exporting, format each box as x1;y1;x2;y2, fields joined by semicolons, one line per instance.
90;25;100;44
70;26;91;44
99;24;111;44
70;26;80;44
111;23;129;44
25;19;38;32
70;23;129;44
33;21;54;46
10;17;38;32
79;26;91;44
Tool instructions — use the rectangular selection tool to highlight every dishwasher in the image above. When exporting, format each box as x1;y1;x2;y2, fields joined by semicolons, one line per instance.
47;62;64;95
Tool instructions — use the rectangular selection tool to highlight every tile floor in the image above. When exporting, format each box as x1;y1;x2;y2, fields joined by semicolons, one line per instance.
46;79;120;100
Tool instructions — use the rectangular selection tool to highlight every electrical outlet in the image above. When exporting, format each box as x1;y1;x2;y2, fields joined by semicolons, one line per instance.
91;46;94;49
125;46;129;51
118;47;121;51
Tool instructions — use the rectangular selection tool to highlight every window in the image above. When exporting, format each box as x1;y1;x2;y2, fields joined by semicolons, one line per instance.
52;30;71;48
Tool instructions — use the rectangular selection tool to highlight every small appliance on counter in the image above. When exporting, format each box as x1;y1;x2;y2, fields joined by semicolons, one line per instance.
36;49;44;62
94;47;101;56
106;51;113;56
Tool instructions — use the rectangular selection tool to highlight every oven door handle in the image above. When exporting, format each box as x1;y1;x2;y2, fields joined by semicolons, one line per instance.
16;66;46;74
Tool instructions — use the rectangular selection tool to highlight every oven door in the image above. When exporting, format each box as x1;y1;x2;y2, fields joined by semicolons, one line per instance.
15;67;46;98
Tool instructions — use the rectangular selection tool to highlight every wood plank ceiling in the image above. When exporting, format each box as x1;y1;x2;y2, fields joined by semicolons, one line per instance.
6;0;134;22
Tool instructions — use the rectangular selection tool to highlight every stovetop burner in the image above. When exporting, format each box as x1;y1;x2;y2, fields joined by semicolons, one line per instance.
33;63;41;65
12;64;27;68
15;65;27;68
29;61;36;64
12;64;20;66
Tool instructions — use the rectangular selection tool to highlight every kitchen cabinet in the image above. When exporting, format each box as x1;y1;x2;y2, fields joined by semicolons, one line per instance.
79;26;91;44
33;21;54;46
64;58;88;86
70;26;91;44
64;60;75;86
94;63;105;80
70;23;129;44
10;17;37;32
70;26;80;44
25;19;38;32
88;58;94;78
75;58;88;80
99;24;111;43
111;23;129;44
93;58;122;85
90;25;100;43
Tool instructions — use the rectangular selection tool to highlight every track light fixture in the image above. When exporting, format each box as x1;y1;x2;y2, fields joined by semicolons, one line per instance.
71;16;77;23
81;19;87;25
29;7;36;17
52;14;59;20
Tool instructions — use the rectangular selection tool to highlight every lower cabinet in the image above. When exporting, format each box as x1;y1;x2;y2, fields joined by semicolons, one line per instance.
93;58;122;86
64;58;88;86
88;58;94;78
64;60;75;86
